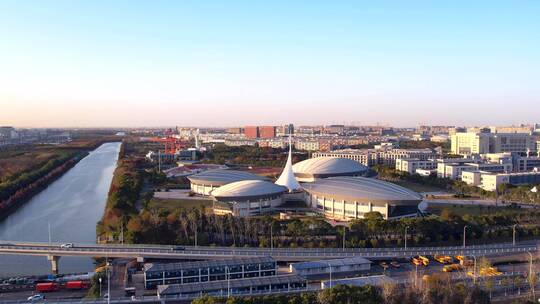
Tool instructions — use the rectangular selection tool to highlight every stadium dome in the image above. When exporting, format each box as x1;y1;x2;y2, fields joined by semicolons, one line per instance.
211;180;287;217
304;176;422;220
188;169;268;195
292;157;368;182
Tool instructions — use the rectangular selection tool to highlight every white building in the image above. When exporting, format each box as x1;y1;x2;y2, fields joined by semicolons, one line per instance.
314;148;439;167
462;170;540;191
451;131;535;156
290;257;372;279
211;180;287;217
395;158;437;174
304;177;422;220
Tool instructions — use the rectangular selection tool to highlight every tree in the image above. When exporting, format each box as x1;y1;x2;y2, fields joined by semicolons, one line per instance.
191;295;218;304
317;285;381;304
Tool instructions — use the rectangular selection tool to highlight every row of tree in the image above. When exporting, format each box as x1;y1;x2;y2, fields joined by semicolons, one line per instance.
191;279;490;304
116;203;540;248
203;144;307;168
0;150;87;218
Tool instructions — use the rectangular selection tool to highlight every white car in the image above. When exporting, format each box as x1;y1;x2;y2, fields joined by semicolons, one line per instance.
60;243;74;248
27;294;45;301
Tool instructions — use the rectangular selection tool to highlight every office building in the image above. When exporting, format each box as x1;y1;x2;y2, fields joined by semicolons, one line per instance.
463;170;540;191
451;131;535;155
395;158;437;174
244;126;259;139
259;126;276;139
314;148;439;167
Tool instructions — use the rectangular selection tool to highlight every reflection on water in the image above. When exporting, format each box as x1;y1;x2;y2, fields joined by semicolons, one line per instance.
0;142;121;276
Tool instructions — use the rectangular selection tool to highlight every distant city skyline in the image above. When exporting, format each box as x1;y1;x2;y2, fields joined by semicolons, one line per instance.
1;1;539;128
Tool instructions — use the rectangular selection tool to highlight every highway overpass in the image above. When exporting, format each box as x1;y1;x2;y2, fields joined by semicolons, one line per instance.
0;240;537;273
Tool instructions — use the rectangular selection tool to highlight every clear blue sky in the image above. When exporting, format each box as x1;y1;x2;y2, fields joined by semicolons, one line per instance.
1;1;539;128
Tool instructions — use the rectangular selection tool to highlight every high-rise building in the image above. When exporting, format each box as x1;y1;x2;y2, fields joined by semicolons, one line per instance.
259;126;276;138
244;126;259;139
451;131;534;156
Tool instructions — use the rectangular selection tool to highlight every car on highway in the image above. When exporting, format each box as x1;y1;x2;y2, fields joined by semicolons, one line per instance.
27;294;45;301
170;246;185;251
390;261;401;268
60;243;74;248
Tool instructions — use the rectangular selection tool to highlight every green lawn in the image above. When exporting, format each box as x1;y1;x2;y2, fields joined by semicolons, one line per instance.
149;198;213;211
391;180;445;193
427;204;513;216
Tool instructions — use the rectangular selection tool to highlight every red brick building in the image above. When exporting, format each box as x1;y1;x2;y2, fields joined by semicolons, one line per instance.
259;126;276;139
244;126;259;139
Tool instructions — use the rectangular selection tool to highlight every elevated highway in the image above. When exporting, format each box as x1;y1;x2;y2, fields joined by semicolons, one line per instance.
0;240;537;273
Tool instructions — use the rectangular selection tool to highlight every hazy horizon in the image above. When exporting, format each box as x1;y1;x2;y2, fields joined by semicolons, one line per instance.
1;1;539;128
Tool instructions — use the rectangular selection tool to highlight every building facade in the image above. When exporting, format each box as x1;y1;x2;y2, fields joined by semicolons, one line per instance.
451;131;535;155
244;126;259;139
395;158;437;174
145;257;277;289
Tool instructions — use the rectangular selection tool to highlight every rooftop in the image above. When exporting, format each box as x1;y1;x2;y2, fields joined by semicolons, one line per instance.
145;256;275;273
158;274;305;295
304;176;423;202
291;257;372;271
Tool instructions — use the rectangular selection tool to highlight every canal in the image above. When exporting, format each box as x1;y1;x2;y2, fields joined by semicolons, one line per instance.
0;142;121;277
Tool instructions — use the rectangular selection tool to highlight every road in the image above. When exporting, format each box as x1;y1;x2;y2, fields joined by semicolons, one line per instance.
0;240;537;262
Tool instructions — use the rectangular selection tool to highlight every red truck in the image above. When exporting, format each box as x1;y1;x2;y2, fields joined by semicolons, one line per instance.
35;282;60;292
65;281;90;290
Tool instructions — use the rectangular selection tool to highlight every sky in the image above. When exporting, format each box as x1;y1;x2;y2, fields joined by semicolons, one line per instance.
0;1;539;128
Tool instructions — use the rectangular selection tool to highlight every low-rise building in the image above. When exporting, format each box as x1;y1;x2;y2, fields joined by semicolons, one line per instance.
294;140;320;151
224;139;257;147
157;274;307;299
321;275;396;289
145;257;277;289
290;257;371;279
314;148;439;167
395;158;437;174
461;170;482;186
464;170;540;191
415;168;436;176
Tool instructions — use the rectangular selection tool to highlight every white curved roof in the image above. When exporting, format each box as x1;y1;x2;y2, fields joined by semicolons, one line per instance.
293;157;368;177
211;180;287;199
305;176;422;202
187;169;268;186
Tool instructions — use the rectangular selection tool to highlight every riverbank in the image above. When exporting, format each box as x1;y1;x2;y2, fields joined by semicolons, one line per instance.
0;142;122;276
0;151;87;221
0;138;123;221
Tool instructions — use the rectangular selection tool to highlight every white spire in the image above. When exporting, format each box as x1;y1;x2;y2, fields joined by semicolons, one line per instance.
275;134;302;192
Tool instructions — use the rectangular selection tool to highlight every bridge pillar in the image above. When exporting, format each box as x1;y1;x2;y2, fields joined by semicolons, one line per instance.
47;255;60;274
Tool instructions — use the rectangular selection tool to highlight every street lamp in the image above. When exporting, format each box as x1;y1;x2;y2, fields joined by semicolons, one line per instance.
270;223;273;251
471;255;477;285
99;277;102;298
342;226;346;251
462;225;469;248
226;266;230;298
512;224;518;246
404;226;410;250
527;251;535;299
106;257;110;304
